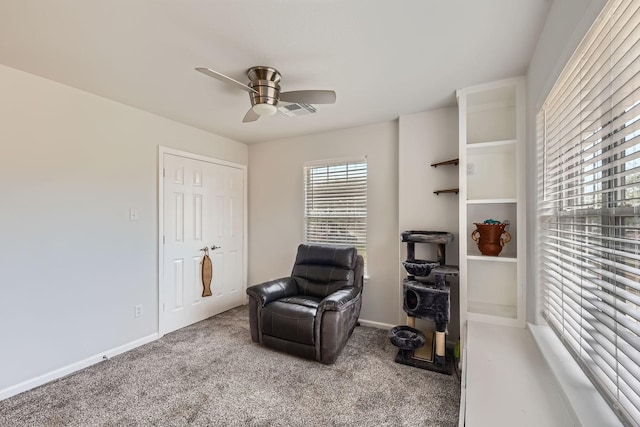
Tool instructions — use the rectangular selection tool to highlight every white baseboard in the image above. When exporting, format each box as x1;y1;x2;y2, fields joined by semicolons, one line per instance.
0;333;159;401
358;318;395;330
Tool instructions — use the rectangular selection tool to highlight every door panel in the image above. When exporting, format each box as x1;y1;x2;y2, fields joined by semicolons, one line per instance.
172;258;184;310
174;193;184;242
191;256;202;305
161;153;245;334
212;251;224;298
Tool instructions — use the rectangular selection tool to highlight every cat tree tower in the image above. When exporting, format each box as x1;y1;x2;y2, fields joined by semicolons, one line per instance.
388;231;458;375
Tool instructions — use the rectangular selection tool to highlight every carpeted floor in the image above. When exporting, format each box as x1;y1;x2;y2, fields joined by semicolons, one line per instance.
0;306;460;426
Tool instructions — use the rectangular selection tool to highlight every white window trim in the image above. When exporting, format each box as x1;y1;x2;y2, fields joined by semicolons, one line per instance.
303;156;367;168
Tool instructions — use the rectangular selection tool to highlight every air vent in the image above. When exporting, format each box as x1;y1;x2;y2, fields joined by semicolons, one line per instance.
278;103;317;117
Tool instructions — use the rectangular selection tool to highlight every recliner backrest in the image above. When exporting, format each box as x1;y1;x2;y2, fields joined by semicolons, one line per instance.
291;244;357;298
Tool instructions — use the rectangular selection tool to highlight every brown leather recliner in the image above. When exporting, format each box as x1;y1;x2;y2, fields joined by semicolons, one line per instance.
246;244;364;364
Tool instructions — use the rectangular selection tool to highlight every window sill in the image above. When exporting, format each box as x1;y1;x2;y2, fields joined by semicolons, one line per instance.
464;321;574;426
528;323;623;427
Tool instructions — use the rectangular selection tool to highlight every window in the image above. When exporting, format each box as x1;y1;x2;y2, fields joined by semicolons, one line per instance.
537;0;640;424
303;158;367;267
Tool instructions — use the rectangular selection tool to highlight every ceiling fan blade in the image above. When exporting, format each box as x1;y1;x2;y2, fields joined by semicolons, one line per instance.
195;67;257;94
243;108;260;123
279;90;336;104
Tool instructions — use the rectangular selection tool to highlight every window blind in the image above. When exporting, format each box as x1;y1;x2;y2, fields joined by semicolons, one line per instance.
538;0;640;424
303;159;367;266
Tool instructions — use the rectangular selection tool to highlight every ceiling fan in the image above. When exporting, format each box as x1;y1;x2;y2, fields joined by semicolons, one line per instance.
195;66;336;123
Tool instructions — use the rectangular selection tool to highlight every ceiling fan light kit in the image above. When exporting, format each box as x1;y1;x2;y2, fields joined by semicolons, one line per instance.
196;65;336;123
251;103;278;116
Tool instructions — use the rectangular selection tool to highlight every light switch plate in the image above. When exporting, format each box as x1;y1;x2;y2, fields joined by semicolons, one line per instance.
129;209;139;221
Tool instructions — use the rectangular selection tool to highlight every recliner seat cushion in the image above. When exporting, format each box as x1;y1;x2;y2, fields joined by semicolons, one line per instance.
277;295;321;309
261;300;319;346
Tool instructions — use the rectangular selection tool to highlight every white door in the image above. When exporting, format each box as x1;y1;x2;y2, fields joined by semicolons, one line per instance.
161;152;245;335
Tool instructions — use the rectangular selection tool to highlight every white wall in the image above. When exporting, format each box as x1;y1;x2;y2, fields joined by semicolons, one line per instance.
248;121;399;327
525;0;606;323
398;108;460;341
0;64;247;394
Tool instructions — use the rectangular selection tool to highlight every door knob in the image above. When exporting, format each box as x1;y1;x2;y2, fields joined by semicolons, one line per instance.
211;245;221;250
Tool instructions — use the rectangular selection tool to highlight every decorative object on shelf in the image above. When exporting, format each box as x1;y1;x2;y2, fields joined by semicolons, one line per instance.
471;219;511;256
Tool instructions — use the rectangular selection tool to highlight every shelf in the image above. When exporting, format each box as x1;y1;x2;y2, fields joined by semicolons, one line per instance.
467;255;517;263
458;77;525;330
465;91;517;144
466;139;516;150
466;144;516;199
432;159;459;195
466;261;517;315
431;158;459;167
467;202;517;258
434;188;459;195
467;198;517;204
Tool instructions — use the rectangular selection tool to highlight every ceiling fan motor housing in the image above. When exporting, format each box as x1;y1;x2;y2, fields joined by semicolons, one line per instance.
247;66;282;107
248;80;280;107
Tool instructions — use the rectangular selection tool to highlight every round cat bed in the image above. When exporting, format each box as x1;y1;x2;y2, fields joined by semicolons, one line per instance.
402;259;439;277
388;325;426;351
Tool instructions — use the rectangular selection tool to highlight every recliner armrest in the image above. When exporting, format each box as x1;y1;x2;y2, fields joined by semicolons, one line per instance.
318;287;361;311
246;277;298;307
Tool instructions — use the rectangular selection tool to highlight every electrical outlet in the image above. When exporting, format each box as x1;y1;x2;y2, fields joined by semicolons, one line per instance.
467;163;475;175
134;304;143;318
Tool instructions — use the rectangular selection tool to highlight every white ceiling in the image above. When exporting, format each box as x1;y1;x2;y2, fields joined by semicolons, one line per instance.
0;0;550;144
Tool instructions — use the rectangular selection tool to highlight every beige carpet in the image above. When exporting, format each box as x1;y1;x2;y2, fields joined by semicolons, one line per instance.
0;306;460;426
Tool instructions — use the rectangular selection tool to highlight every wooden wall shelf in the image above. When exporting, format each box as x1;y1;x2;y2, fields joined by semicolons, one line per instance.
432;159;459;195
434;188;460;195
431;158;459;167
